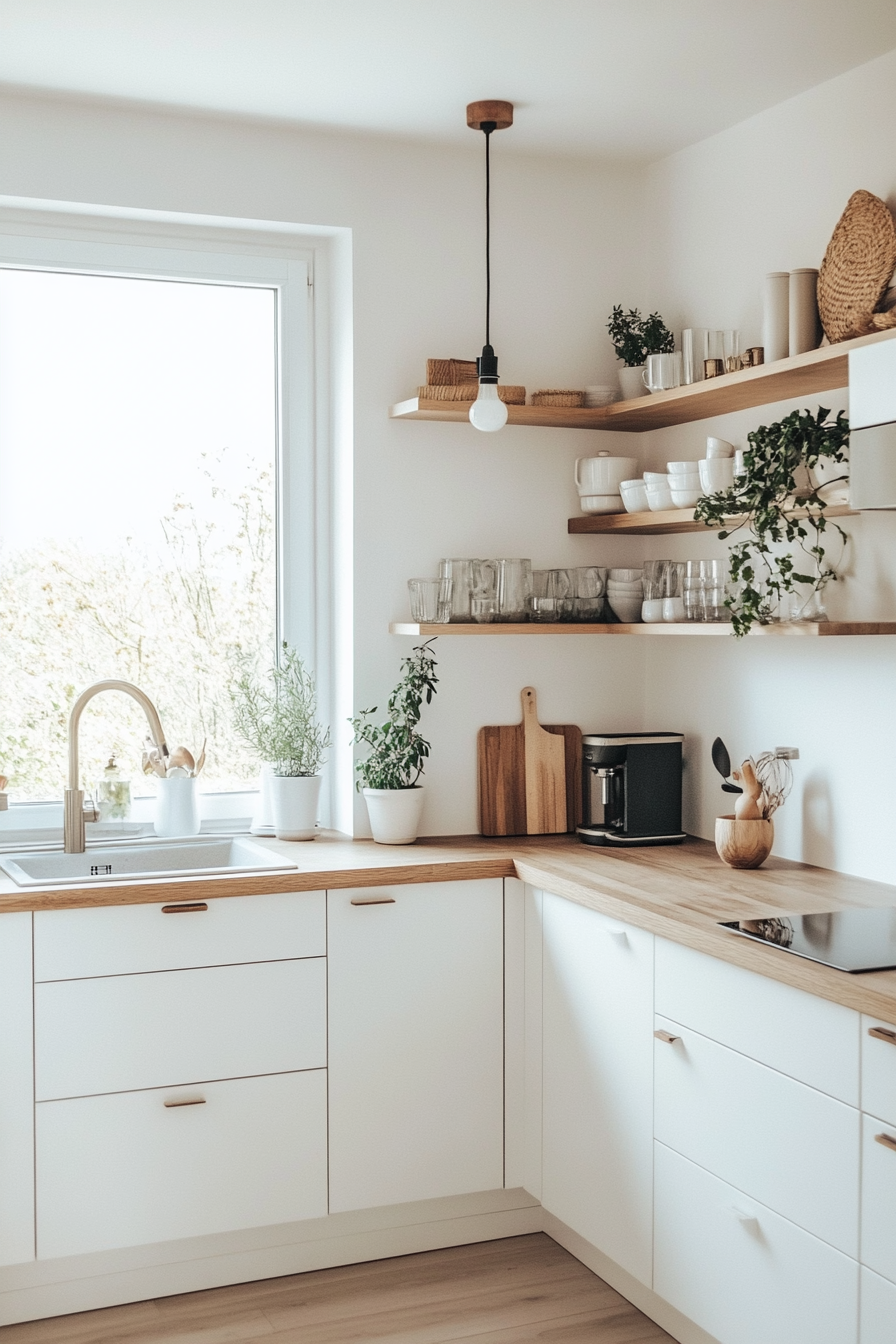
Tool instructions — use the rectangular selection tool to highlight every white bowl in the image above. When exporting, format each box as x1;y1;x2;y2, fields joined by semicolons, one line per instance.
609;567;643;582
620;480;649;513
667;460;701;475
643;471;669;483
670;485;702;508
583;385;619;407
608;598;643;623
578;493;624;515
706;436;735;458
645;481;674;511
699;458;735;493
607;583;644;595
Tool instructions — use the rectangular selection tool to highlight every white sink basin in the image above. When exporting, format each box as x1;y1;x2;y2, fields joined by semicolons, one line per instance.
0;837;297;887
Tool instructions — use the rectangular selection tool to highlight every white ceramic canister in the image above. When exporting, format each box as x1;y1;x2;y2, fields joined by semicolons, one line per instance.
789;268;822;356
762;272;789;363
363;786;425;845
154;776;200;838
575;452;638;496
270;774;322;841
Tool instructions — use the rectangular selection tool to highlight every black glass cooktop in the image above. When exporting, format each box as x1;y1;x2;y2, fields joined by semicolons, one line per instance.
719;907;896;973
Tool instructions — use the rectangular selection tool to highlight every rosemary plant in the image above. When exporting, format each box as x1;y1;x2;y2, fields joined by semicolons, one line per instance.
231;642;331;776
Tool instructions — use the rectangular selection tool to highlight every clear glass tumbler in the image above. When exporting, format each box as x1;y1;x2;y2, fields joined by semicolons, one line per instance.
496;559;533;622
408;577;452;623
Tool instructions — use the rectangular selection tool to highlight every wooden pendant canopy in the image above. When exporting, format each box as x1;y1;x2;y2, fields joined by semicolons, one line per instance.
466;100;514;131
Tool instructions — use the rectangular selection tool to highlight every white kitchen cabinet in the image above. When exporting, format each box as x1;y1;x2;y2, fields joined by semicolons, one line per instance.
34;889;325;980
0;913;35;1266
541;892;654;1286
860;1113;896;1286
860;1266;896;1344
654;1142;859;1344
654;1014;860;1256
35;956;326;1099
327;879;504;1213
862;1016;896;1126
36;1069;328;1258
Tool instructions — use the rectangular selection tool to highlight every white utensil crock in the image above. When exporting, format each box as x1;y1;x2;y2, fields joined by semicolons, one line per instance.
270;774;322;841
363;786;425;845
154;776;200;838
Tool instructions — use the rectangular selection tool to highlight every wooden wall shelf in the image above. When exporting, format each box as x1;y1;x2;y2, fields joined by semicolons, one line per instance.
568;503;858;536
390;621;896;638
390;330;896;434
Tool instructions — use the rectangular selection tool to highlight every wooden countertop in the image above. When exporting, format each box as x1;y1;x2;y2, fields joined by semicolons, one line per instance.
2;832;896;1024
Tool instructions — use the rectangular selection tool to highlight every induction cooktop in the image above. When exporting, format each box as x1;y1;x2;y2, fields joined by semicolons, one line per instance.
719;906;896;973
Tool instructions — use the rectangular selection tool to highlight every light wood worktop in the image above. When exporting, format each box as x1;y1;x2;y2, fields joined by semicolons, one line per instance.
2;832;895;1023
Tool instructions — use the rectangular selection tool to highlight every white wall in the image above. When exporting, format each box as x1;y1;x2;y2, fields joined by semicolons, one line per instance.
642;46;896;882
0;90;649;837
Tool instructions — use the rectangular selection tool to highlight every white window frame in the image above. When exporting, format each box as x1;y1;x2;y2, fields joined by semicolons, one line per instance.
0;198;353;837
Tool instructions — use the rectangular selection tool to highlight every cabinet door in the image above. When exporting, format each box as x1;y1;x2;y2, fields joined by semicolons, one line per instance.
860;1114;896;1285
542;892;654;1286
0;912;34;1266
861;1267;896;1344
37;1070;327;1258
327;880;504;1213
862;1016;896;1127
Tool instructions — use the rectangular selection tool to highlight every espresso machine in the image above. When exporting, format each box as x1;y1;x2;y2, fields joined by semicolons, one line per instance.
577;732;685;846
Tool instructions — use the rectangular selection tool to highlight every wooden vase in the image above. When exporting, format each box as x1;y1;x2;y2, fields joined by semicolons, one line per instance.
715;814;774;869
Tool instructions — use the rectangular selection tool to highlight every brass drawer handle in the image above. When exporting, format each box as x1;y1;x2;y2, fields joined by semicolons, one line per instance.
875;1132;896;1154
164;1096;206;1108
654;1029;680;1045
161;902;209;914
350;895;396;906
869;1026;896;1047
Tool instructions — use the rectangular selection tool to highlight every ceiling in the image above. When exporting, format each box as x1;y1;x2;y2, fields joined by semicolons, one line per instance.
1;0;895;161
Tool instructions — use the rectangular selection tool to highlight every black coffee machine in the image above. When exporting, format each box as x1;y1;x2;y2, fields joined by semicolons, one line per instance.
577;732;685;847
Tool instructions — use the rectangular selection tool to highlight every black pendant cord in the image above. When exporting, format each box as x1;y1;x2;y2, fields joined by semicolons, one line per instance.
484;123;492;348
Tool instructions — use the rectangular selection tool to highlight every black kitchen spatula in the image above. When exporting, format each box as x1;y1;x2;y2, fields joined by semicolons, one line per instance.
711;737;743;794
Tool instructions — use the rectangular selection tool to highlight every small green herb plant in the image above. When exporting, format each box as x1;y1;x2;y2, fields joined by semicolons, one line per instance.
231;642;331;776
694;406;850;637
607;306;675;367
350;640;438;790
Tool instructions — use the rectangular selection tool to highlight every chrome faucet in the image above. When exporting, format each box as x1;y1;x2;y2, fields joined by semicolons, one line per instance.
64;680;168;853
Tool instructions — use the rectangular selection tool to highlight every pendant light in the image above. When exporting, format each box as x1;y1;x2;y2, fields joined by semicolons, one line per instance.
466;100;513;432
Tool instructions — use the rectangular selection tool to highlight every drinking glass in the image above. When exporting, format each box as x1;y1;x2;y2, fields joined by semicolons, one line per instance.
496;559;533;622
700;558;730;622
471;596;498;623
681;328;707;385
408;577;452;623
643;560;674;600
723;329;741;374
439;559;497;621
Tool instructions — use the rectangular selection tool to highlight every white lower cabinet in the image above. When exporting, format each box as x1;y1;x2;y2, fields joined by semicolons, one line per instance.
0;912;35;1266
654;1143;859;1344
860;1113;896;1286
36;1070;328;1258
860;1266;896;1344
327;880;504;1213
541;892;654;1286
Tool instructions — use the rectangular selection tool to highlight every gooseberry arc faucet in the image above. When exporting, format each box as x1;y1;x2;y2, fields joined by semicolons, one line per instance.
64;680;168;853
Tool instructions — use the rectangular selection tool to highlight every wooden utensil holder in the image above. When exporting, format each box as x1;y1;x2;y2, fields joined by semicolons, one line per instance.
715;814;774;869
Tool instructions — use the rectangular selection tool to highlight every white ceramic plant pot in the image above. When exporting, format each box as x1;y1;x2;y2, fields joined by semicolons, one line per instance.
270;774;322;841
618;365;649;400
154;777;200;838
363;786;425;845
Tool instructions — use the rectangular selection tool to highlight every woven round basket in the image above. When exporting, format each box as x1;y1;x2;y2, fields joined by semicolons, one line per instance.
531;389;585;407
818;190;896;342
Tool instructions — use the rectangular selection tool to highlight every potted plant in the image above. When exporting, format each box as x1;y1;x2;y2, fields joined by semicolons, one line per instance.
694;406;850;637
607;306;675;400
350;640;438;844
231;642;331;840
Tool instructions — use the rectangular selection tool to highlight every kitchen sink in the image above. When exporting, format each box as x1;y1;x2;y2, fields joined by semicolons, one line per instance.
0;837;298;887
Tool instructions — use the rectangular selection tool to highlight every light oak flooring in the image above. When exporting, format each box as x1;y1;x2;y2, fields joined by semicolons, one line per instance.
0;1234;673;1344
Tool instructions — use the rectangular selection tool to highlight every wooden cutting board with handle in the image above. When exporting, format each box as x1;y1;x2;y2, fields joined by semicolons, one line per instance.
478;688;581;836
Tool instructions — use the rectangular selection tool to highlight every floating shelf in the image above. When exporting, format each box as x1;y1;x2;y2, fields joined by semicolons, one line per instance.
390;621;896;637
568;503;858;536
390;330;896;434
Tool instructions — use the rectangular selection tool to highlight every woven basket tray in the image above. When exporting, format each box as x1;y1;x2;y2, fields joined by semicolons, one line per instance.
426;358;478;385
531;389;585;407
818;190;896;342
417;384;526;404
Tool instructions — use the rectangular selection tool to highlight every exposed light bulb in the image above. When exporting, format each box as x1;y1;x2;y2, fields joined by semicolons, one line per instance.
469;381;508;432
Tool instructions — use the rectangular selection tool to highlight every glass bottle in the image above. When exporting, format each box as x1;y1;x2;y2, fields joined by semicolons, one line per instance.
96;756;131;822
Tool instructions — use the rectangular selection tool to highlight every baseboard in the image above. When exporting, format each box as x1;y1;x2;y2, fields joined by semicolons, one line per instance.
0;1190;541;1326
541;1212;720;1344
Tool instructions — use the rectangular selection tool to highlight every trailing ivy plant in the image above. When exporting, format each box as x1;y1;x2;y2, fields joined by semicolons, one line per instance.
350;640;438;790
694;406;850;637
231;642;331;776
606;306;675;367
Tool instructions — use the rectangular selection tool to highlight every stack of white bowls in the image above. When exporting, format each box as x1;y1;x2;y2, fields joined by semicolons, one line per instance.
583;385;620;408
606;568;644;623
575;452;638;515
643;472;673;511
617;436;740;514
667;461;702;507
697;436;736;494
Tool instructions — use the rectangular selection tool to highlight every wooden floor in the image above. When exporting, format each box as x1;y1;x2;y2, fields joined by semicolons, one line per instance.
0;1234;673;1344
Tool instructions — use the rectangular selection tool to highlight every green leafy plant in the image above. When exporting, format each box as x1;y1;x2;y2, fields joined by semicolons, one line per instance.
606;306;675;367
350;640;438;790
231;642;331;776
694;407;850;637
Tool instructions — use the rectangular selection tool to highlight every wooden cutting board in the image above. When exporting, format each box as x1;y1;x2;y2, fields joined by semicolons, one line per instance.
478;688;582;837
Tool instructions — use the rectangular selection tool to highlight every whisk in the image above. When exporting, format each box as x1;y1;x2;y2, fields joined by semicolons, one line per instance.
752;747;799;818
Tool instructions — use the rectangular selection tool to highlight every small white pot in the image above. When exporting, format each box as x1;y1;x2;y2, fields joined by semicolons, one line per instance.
270;774;322;841
154;776;200;838
618;365;649;401
363;786;425;845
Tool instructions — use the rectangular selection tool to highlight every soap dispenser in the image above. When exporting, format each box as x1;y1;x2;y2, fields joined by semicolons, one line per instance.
96;756;131;822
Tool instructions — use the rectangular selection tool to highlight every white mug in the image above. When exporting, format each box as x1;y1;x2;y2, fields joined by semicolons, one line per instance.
642;352;682;393
575;453;638;496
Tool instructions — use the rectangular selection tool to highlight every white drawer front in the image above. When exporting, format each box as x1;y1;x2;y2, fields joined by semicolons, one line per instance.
656;938;860;1104
655;1143;859;1344
34;889;325;980
36;1070;328;1258
655;1015;860;1255
862;1017;896;1127
861;1114;896;1286
36;957;326;1099
861;1267;896;1344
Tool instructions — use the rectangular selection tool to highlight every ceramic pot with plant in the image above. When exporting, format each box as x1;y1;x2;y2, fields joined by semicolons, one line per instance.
695;406;850;636
607;306;675;401
231;642;331;841
350;640;438;845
